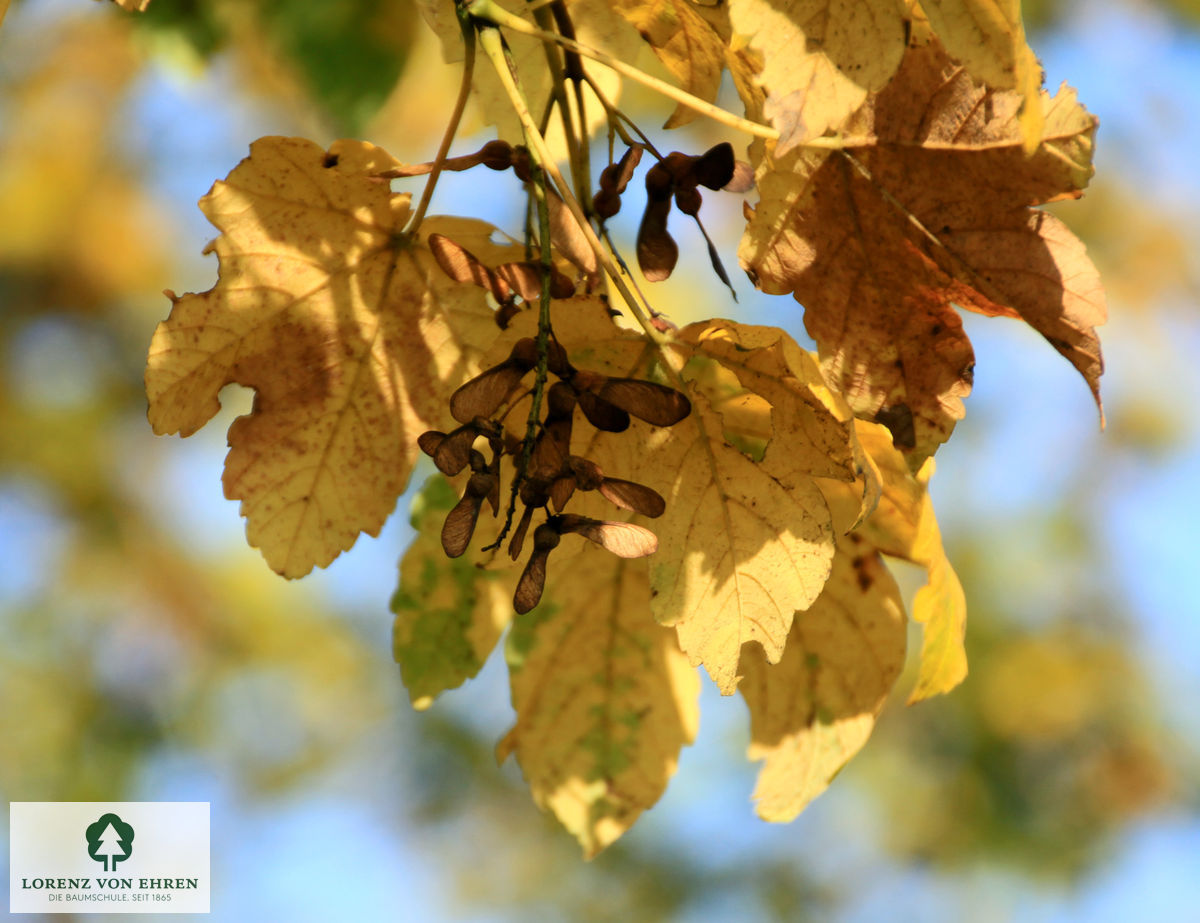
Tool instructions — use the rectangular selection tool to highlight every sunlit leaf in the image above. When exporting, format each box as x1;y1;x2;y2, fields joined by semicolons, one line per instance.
499;514;699;857
741;533;906;821
146;137;509;576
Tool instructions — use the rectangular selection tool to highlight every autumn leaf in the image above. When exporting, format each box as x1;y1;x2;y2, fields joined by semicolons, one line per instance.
648;321;867;693
726;0;908;154
740;532;906;821
842;422;968;701
145;136;510;577
474;299;860;694
392;478;516;710
112;0;152;10
608;0;727;128
498;496;700;858
741;38;1105;461
739;418;961;822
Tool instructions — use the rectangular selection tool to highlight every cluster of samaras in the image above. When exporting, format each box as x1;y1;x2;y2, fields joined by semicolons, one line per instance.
418;336;689;613
412;134;752;613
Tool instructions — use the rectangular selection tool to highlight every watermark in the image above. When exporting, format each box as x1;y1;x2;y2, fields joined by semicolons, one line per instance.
9;802;209;914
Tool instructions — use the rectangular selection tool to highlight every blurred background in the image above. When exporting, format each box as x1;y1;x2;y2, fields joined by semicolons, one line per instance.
1;0;1197;919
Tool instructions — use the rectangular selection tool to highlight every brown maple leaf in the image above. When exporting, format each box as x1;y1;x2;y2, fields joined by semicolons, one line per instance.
741;38;1106;461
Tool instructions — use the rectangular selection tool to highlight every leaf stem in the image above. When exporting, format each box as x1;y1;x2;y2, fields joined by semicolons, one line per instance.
478;24;557;551
407;8;476;236
530;4;589;208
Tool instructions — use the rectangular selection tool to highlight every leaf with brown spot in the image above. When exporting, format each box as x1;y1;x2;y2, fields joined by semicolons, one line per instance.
741;39;1105;462
145;137;509;576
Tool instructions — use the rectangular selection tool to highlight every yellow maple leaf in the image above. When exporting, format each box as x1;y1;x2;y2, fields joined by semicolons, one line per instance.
654;321;863;694
498;493;700;858
146;136;509;577
742;38;1104;462
726;0;908;154
740;531;907;821
848;422;968;701
608;0;727;128
473;300;859;695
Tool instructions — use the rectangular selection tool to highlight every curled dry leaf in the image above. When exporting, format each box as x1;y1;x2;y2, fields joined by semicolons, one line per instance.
741;38;1105;462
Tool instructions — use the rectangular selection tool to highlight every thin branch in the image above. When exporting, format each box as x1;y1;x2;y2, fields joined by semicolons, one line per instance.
407;11;476;236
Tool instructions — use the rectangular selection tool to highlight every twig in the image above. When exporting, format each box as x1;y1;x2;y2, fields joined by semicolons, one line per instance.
407;9;476;236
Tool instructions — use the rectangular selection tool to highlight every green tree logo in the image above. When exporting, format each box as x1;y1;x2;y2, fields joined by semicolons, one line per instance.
85;813;134;872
